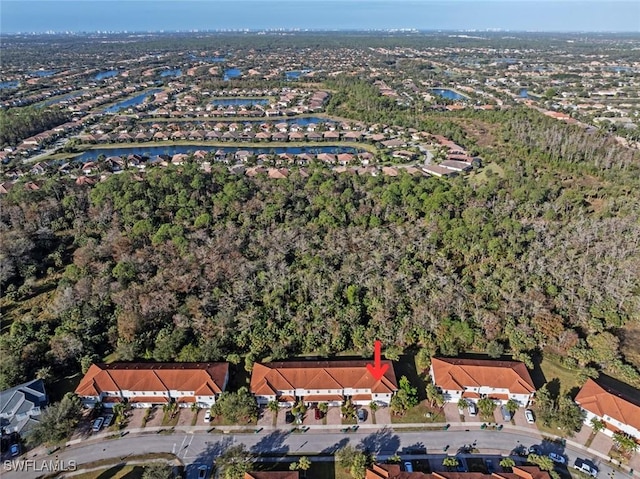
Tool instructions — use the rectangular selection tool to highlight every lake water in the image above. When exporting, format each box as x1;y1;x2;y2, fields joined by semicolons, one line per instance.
0;81;19;89
104;88;163;113
30;70;57;77
190;55;226;63
94;70;119;80
160;69;182;78
223;68;241;81
145;116;326;126
431;88;466;100
75;144;363;162
38;90;87;108
211;98;269;107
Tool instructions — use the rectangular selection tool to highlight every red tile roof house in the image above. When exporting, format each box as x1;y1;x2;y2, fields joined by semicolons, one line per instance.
430;358;536;407
245;472;298;479
575;378;640;439
366;464;551;479
250;360;398;408
75;362;229;409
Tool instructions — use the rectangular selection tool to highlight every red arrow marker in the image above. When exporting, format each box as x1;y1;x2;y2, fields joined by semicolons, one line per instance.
366;340;389;381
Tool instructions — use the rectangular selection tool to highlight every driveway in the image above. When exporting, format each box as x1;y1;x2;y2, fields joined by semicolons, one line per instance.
443;403;463;423
177;409;196;427
589;432;613;457
127;408;147;429
326;407;342;425
276;408;292;427
257;408;275;427
571;424;594;446
302;407;324;426
512;409;537;429
145;407;164;427
374;406;391;425
356;406;373;426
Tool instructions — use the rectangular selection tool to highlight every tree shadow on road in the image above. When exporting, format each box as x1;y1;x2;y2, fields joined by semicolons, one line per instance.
187;435;235;477
321;437;350;455
358;426;400;455
250;430;290;455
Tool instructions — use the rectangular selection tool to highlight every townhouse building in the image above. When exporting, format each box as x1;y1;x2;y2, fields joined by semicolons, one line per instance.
430;357;536;407
250;360;398;407
575;378;640;439
75;362;229;409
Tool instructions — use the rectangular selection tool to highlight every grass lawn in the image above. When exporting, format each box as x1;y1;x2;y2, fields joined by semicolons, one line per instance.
469;162;505;185
71;454;178;478
539;354;582;396
48;373;82;403
161;409;181;427
191;409;200;426
390;401;445;424
71;464;146;479
209;414;257;427
255;460;350;479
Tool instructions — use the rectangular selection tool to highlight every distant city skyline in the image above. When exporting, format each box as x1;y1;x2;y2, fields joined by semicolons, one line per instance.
2;0;639;34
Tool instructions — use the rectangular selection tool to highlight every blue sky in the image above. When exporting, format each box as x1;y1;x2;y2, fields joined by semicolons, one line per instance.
2;1;639;33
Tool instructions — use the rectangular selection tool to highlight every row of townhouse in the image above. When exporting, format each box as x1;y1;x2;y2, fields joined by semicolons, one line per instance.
367;464;552;479
74;360;399;409
72;358;640;441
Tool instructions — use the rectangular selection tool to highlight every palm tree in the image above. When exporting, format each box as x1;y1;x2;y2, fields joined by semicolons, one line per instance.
505;399;519;414
590;417;605;434
298;456;311;475
613;431;639;455
267;400;279;414
499;457;515;470
457;398;468;411
442;457;459;471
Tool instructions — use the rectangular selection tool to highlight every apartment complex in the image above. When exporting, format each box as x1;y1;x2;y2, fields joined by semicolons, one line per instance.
250;360;398;407
430;357;536;407
75;362;229;408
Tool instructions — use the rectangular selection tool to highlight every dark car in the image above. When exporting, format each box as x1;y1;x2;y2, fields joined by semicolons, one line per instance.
357;408;366;423
314;408;323;420
512;445;528;457
529;445;542;455
285;411;294;424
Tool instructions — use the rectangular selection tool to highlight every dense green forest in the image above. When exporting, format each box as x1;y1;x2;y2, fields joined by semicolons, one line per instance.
0;106;71;147
1;99;639;391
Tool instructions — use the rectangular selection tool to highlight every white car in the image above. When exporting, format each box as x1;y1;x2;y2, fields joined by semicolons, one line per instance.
548;452;566;465
468;402;477;417
92;417;104;432
204;410;211;423
525;409;535;424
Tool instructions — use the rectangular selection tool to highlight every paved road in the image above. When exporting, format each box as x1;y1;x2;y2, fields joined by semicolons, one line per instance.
2;426;632;479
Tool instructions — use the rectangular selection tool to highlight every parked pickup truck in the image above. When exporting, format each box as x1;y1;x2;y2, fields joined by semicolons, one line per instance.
574;458;598;477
